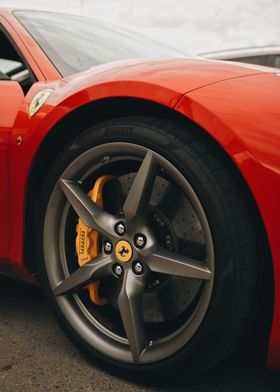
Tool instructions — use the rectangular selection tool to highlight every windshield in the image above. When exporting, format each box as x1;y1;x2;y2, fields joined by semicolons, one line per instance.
15;11;189;77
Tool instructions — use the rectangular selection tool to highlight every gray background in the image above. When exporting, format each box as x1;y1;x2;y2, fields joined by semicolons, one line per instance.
0;0;280;53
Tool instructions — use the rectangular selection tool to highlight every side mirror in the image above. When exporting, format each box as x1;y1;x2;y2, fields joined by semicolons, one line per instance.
0;80;25;127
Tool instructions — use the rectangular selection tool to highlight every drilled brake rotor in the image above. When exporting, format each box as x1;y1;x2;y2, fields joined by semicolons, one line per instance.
75;172;203;321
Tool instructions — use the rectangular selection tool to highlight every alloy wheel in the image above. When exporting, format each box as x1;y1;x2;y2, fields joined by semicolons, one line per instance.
44;143;215;364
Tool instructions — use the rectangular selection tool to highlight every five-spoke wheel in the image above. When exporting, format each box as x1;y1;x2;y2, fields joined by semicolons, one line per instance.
54;150;213;362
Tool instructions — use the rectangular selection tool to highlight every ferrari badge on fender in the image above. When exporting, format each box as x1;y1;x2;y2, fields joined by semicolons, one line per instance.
28;89;53;118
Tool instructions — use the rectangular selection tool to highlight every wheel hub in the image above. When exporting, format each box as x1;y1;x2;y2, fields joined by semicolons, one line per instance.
115;240;133;263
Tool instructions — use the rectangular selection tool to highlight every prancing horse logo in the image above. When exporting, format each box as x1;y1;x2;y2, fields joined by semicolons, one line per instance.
118;246;129;257
115;240;132;263
28;89;53;118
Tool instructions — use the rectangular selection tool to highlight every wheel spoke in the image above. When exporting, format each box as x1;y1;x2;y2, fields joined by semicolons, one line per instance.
146;247;212;280
54;254;112;296
59;179;117;237
117;269;147;362
123;150;157;223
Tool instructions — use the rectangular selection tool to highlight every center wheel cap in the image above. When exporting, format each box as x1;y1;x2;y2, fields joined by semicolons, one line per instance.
115;240;133;263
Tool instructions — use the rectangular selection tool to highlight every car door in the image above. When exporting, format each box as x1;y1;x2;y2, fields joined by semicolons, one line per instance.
0;78;25;263
0;24;33;264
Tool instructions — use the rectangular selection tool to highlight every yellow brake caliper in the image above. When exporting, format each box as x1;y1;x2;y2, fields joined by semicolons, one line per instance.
75;175;114;305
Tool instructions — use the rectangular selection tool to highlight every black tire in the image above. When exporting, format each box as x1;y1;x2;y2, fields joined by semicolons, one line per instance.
37;116;263;382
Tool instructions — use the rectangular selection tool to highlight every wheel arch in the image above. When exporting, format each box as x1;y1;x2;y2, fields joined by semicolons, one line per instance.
24;96;273;292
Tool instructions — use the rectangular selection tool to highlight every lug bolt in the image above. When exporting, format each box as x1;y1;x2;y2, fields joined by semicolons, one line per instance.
104;240;113;254
133;261;144;275
115;222;126;236
134;234;147;249
113;264;123;277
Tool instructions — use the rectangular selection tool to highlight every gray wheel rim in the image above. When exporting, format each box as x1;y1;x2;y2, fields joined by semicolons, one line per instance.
43;142;215;364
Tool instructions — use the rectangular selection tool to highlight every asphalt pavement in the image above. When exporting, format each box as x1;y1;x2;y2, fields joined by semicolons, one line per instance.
1;274;280;392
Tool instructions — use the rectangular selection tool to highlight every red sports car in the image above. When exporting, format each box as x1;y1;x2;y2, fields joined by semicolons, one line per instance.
1;9;280;381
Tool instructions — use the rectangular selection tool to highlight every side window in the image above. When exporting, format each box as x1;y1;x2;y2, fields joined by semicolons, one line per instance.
0;28;35;94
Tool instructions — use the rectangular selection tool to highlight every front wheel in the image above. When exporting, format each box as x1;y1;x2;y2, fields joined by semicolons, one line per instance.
37;117;262;381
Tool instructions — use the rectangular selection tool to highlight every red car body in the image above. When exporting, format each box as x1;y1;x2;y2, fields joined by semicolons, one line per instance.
0;9;280;370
